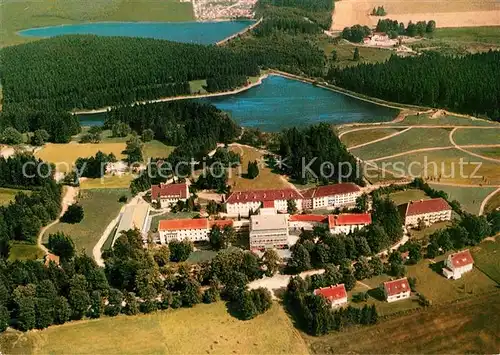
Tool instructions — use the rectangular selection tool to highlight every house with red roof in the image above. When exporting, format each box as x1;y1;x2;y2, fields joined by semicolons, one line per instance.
301;183;361;210
151;182;189;209
383;277;411;303
402;198;452;228
442;249;474;279
288;214;328;232
225;188;303;217
158;218;233;244
328;213;371;234
314;284;348;308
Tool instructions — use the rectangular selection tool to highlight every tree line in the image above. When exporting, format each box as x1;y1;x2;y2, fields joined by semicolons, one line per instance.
328;51;500;120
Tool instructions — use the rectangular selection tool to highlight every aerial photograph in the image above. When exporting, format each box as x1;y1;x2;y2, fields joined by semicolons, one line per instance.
0;0;499;353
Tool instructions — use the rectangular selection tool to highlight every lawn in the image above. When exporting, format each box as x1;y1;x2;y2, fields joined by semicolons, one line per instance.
350;127;453;160
35;142;126;173
452;127;500;145
0;187;28;206
340;128;405;148
471;238;500;284
79;175;135;190
8;242;44;261
228;144;290;191
0;302;308;355
387;189;429;206
2;0;194;46
376;148;500;185
428;183;497;215
142;140;175;162
44;189;128;255
304;292;500;354
318;38;393;67
398;113;497;126
464;147;500;160
148;211;200;233
484;190;500;214
408;221;452;241
432;26;500;46
189;79;208;94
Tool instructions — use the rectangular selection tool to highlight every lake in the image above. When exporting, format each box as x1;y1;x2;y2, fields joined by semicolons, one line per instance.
77;75;398;131
18;20;255;44
200;75;398;131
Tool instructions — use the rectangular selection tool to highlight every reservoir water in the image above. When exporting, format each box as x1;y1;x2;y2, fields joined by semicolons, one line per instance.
18;20;255;44
77;75;398;131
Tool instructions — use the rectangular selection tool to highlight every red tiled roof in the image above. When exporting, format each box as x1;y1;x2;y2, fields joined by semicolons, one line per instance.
158;218;208;231
301;188;316;199
405;198;451;217
151;183;188;200
289;214;328;223
209;219;234;228
312;183;361;198
384;278;410;297
314;284;347;301
226;188;303;204
449;249;474;268
263;200;275;208
328;213;371;228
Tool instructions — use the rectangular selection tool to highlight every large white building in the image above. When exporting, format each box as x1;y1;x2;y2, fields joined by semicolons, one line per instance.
225;188;303;217
157;218;233;244
314;284;348;308
301;183;361;210
249;212;289;250
151;183;189;209
328;213;372;234
442;249;474;280
383;278;411;303
402;198;452;227
113;203;150;245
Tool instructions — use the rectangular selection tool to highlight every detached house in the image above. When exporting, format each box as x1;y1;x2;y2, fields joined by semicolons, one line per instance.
402;198;452;228
383;278;411;303
151;183;189;209
314;284;348;308
442;249;474;279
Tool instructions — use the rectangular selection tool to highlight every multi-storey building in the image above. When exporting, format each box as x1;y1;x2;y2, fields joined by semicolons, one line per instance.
157;218;233;244
301;183;361;210
383;278;411;303
151;183;189;209
225;188;303;217
249;212;289;250
442;249;474;280
328;213;372;234
402;198;452;227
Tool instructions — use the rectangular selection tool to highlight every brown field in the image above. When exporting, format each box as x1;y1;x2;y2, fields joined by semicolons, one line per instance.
228;144;290;191
331;0;500;31
305;291;500;354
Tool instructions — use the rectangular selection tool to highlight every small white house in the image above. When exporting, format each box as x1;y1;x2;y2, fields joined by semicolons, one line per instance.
442;249;474;280
314;284;348;308
383;278;411;303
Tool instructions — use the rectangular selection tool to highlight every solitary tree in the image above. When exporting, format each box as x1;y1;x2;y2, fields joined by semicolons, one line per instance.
47;232;75;261
60;204;84;224
246;161;260;179
353;48;360;61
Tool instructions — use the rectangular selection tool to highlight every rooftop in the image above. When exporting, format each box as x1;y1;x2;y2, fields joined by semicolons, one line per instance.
449;249;474;268
226;188;303;204
314;284;347;301
159;218;209;231
384;278;410;297
250;213;288;231
303;183;361;199
328;213;372;228
151;183;188;200
405;198;451;217
289;214;328;223
115;203;150;238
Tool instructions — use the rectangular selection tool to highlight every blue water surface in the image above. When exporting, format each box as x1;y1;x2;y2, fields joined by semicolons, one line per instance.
18;20;255;44
200;75;398;132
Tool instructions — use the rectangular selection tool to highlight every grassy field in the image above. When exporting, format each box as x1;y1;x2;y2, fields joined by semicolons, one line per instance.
44;189;128;255
142;140;175;162
228;144;290;191
376;148;500;185
8;242;44;261
429;184;497;215
2;0;194;46
79;175;135;190
319;38;392;67
305;291;500;354
35;142;126;173
397;113;497;126
408;221;452;241
148;211;199;233
0;187;29;206
350;127;453;160
0;302;308;355
453;127;500;145
387;188;429;206
471;238;500;284
484;190;500;214
465;147;500;160
432;26;500;45
340;128;405;148
189;79;208;94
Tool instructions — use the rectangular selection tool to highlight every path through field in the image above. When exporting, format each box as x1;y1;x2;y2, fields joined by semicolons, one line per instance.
479;187;500;216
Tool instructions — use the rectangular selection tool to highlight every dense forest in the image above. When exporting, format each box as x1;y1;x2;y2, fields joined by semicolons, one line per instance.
328;51;500;120
0;35;260;112
277;123;363;185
